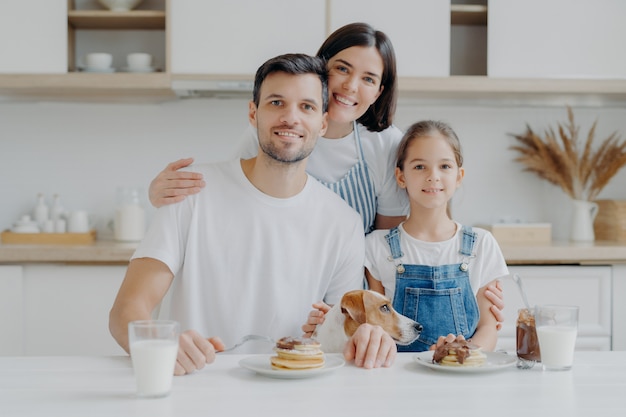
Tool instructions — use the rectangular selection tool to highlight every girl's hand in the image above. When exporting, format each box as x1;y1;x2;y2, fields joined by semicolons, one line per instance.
301;301;331;337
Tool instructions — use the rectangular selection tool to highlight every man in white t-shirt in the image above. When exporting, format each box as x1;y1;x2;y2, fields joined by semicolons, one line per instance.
109;53;398;375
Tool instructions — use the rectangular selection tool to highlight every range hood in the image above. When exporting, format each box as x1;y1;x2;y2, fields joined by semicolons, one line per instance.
171;78;254;98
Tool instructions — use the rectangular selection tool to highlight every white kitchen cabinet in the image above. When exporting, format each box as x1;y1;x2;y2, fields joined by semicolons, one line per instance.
0;265;23;355
0;0;67;73
18;264;127;356
488;0;626;78
496;265;612;352
170;0;326;75
329;0;450;77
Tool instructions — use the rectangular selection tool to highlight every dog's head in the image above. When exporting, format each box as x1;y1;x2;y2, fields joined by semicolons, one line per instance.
340;290;422;346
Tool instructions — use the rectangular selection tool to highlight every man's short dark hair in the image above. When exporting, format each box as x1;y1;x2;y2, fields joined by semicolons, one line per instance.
252;53;328;112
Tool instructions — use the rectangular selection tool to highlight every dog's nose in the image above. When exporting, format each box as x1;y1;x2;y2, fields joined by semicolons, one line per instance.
414;322;423;333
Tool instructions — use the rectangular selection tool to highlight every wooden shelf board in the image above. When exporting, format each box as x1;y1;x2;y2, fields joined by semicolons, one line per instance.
68;10;166;30
451;4;487;26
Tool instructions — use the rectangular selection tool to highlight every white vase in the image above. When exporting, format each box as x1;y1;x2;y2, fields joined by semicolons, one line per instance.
570;199;599;242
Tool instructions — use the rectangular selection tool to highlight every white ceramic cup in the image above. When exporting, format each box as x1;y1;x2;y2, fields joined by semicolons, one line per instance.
67;210;89;233
535;305;579;371
85;53;113;70
128;320;180;398
126;53;152;70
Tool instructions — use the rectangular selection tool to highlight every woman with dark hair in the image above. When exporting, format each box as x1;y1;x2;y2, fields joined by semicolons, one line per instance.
151;22;407;234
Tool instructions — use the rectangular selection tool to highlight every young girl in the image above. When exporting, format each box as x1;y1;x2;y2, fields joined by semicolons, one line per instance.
364;120;509;352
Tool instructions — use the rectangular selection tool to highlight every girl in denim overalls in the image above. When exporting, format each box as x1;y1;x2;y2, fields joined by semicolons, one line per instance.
364;120;509;352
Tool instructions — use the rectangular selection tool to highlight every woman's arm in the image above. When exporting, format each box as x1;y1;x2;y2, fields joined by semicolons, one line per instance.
485;279;505;330
148;158;205;208
365;267;385;294
374;214;406;230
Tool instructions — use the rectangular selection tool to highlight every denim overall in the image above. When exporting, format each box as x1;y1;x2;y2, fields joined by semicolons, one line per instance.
385;225;480;352
316;122;377;235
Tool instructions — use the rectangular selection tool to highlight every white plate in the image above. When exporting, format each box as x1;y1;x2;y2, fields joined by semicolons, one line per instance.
239;354;345;379
414;351;516;373
121;66;158;73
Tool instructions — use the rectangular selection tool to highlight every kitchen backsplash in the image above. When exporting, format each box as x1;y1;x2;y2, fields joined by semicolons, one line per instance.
2;98;625;241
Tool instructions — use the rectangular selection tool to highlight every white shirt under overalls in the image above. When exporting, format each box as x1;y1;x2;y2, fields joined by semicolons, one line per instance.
364;222;509;301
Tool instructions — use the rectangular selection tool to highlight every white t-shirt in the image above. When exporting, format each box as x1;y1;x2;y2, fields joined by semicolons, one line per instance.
132;159;365;351
364;222;509;301
237;123;409;217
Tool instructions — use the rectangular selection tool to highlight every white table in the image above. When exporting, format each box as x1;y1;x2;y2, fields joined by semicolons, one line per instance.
1;352;625;417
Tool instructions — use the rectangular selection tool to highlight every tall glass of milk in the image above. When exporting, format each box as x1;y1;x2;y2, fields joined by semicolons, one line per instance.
535;305;579;371
128;320;180;398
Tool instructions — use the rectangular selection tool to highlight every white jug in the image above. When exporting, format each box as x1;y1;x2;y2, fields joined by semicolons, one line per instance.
570;199;598;242
114;187;146;242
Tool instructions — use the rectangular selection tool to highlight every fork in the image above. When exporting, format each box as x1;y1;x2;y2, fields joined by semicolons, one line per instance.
219;334;275;353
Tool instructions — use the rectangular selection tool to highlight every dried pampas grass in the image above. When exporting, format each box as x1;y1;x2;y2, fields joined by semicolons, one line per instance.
509;106;626;201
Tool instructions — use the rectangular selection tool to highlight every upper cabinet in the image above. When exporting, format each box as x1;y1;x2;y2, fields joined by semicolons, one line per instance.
1;0;626;104
0;0;67;73
488;0;626;79
170;0;326;75
329;0;450;78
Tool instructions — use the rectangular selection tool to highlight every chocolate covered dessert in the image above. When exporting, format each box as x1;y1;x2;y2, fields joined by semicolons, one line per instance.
432;339;486;367
270;336;325;370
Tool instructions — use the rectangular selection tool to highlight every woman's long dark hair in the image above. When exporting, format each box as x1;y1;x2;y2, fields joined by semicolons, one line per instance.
316;22;398;132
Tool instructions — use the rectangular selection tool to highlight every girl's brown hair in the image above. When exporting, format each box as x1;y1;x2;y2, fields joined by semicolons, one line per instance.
396;120;463;170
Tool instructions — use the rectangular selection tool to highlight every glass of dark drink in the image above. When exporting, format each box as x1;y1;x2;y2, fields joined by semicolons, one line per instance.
516;308;541;369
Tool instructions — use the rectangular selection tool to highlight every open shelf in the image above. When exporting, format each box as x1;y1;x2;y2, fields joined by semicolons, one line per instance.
67;10;166;30
451;4;487;26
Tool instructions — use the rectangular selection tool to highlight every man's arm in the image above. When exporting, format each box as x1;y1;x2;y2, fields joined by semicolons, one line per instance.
109;257;174;353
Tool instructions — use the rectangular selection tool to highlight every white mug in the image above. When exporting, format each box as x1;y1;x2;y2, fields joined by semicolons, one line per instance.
126;53;152;69
68;210;89;233
85;53;113;70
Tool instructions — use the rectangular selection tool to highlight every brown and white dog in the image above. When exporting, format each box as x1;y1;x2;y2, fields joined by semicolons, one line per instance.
312;290;423;353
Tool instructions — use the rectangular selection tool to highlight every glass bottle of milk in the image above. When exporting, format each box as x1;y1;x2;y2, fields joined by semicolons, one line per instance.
114;187;146;242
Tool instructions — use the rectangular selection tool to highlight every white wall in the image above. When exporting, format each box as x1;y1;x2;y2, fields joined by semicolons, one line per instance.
1;98;625;240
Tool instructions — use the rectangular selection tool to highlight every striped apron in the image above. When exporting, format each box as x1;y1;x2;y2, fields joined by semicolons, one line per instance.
316;122;377;234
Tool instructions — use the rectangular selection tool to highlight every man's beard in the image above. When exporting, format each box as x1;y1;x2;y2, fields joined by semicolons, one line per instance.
258;136;314;164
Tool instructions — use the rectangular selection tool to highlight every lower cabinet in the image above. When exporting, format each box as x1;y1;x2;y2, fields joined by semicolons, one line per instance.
0;264;127;356
0;262;620;355
497;265;612;352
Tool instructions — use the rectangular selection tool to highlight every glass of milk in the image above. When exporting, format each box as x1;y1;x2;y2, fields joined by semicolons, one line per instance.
535;305;579;371
128;320;180;397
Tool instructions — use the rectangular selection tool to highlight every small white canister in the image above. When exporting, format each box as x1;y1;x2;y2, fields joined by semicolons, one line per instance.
114;187;146;242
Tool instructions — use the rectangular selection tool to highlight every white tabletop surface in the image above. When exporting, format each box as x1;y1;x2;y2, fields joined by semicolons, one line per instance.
1;352;625;417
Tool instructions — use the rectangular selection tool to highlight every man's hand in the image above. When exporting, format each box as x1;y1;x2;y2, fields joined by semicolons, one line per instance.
174;330;224;375
344;323;397;369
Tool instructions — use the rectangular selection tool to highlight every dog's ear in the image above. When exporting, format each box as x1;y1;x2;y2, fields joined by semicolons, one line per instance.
340;291;367;324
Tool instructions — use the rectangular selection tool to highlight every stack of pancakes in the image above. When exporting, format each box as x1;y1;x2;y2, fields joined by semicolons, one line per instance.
270;336;325;370
432;339;486;367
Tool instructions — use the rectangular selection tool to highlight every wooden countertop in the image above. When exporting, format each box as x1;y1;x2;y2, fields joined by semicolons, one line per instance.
0;240;138;264
2;239;626;265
